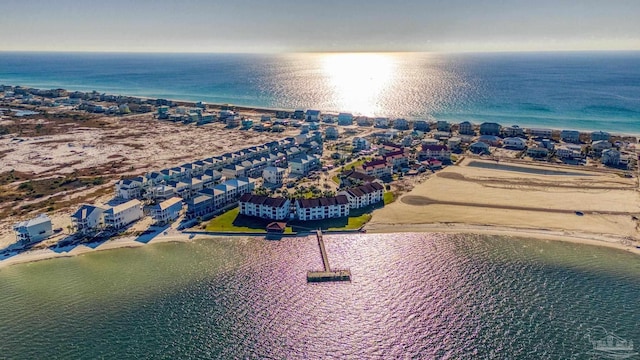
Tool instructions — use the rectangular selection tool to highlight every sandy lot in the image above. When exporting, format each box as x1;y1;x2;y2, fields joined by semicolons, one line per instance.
367;158;640;253
0;112;300;247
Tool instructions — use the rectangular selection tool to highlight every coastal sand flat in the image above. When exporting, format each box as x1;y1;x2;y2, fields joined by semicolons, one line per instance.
368;159;640;251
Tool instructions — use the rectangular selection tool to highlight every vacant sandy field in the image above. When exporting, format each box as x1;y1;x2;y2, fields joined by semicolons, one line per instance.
0;111;300;247
367;158;640;252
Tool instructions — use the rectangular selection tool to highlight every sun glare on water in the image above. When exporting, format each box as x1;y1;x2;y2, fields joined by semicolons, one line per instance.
321;53;396;116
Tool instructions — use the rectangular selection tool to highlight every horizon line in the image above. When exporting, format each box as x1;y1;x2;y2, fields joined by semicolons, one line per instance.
1;48;640;55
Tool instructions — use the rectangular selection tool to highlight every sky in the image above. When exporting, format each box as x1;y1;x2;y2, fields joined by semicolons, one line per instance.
1;0;639;53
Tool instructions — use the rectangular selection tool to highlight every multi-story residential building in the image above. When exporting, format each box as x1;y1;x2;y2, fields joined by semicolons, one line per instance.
419;144;451;162
263;166;287;185
337;112;353;125
502;125;526;137
325;126;339;139
150;197;183;225
361;159;393;178
561;130;581;143
306;110;321;121
436;120;450;132
339;182;384;209
186;194;215;219
413;120;430;131
383;150;410;169
289;154;320;176
295;196;350;221
338;169;378;188
374;117;390;128
458;121;474;135
393;118;409;130
104;199;144;229
602;149;621;166
480;122;501;136
71;204;106;234
352;137;371;151
115;176;145;199
222;164;245;179
503;137;527;150
527;128;553;138
591;131;611;142
239;194;291;221
13;214;53;243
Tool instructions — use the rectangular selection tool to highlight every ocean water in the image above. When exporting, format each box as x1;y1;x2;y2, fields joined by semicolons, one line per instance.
0;233;638;359
0;51;639;133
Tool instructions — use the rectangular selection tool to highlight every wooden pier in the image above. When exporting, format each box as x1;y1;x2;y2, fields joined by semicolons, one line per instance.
307;229;351;282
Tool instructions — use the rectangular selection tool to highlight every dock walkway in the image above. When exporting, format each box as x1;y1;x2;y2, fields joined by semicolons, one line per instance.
307;229;351;283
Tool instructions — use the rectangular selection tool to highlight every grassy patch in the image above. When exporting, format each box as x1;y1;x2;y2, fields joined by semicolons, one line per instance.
332;175;340;184
205;207;293;233
383;192;396;205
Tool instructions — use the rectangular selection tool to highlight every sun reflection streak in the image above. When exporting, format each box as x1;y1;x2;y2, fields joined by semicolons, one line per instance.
321;53;396;116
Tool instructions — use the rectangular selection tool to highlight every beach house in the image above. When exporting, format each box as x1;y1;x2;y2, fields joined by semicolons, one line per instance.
222;164;245;179
591;131;611;142
186;193;215;219
556;145;583;159
289;154;320;176
413;120;430;131
526;147;549;158
305;110;321;122
325;126;339;139
527;128;553;139
352;137;371;151
503;137;527;150
601;149;621;166
115;176;145;200
374;117;390;128
436;120;450;132
591;140;612;154
469;142;490;154
480;122;501;136
478;135;502;146
263;166;287;185
458;121;475;135
295;196;350;221
71;204;107;234
502;125;525;137
338;169;378;188
337;112;353;125
561;130;581;143
383;150;410;169
361;159;393;178
239;194;291;221
419;144;451;162
13;214;53;244
150;197;183;225
393;118;409;130
104;199;144;229
339;182;384;209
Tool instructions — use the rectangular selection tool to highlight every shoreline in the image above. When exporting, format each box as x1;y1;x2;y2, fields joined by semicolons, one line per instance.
3;82;640;136
1;223;638;270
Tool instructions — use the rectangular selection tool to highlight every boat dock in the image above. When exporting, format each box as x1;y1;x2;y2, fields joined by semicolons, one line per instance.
307;229;351;282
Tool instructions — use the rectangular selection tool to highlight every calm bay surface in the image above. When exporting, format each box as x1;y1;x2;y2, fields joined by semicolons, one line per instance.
0;233;638;359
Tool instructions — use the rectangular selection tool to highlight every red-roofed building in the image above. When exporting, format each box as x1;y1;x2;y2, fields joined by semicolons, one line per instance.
419;144;451;162
338;182;384;209
361;159;393;178
295;196;349;221
383;150;410;169
239;193;291;220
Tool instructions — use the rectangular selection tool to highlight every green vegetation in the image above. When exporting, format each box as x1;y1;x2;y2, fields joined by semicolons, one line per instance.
383;192;396;205
205;208;293;233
